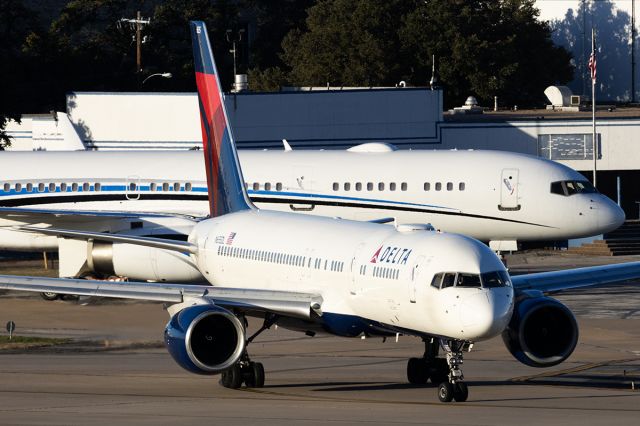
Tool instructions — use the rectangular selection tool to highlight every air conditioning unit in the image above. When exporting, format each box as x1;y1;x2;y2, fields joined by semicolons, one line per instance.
570;95;581;106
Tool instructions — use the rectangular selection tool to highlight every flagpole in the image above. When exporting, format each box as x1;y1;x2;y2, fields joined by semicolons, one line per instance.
591;27;597;188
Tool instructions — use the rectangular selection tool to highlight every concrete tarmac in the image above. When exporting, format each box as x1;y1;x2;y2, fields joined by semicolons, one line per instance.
0;254;639;425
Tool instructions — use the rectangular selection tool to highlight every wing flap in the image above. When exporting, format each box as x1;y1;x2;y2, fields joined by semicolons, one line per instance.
511;261;640;294
0;275;322;319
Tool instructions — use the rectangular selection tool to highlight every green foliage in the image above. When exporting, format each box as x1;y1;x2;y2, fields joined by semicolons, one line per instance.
282;0;412;87
248;66;288;92
279;0;573;107
0;0;42;148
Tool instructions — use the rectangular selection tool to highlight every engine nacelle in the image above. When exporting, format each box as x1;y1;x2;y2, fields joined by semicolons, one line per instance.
164;304;245;375
87;241;204;282
501;294;578;367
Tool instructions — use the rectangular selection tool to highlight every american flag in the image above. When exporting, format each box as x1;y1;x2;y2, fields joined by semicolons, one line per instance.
226;232;236;245
588;36;597;83
588;52;596;82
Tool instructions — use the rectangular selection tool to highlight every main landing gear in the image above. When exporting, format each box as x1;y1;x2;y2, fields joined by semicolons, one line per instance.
406;338;470;403
220;314;277;389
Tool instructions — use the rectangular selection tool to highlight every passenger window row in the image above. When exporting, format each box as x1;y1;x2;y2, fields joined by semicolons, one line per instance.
332;182;408;192
2;182;100;193
130;182;193;192
217;245;344;272
423;182;466;191
372;265;400;280
245;182;284;191
0;181;203;194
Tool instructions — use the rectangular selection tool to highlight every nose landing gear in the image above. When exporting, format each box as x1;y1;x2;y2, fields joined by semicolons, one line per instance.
406;337;471;402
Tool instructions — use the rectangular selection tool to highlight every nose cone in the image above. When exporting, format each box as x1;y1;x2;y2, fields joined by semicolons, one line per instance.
459;288;513;341
600;197;625;232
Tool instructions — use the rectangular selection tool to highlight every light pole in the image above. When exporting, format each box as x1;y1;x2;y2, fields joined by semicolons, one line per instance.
142;72;172;85
226;28;245;77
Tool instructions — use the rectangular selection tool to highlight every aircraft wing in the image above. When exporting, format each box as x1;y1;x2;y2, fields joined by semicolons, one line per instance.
0;206;200;222
511;261;640;294
0;275;323;320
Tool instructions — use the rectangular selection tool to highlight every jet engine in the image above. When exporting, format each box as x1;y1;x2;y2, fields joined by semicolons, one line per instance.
164;304;246;374
87;241;204;282
501;294;578;367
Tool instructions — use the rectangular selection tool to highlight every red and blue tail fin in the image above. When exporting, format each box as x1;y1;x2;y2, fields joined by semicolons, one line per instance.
190;21;253;217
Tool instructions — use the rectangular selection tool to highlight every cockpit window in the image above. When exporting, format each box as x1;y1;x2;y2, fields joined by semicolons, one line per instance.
550;180;598;196
431;273;443;288
481;270;512;287
431;270;511;289
441;273;456;289
456;273;481;287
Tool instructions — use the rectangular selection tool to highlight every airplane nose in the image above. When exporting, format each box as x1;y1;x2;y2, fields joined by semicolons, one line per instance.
459;289;513;340
600;197;625;231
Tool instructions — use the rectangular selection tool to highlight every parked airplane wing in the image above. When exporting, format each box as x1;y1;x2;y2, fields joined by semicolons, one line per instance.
0;275;322;320
0;207;202;224
18;225;198;254
511;261;640;294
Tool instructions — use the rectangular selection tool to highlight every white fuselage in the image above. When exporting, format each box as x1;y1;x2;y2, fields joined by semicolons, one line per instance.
0;148;624;251
189;209;514;342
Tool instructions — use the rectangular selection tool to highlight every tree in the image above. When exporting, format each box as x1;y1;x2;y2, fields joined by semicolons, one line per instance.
146;0;240;92
0;0;42;148
278;0;573;107
401;0;573;107
281;0;412;87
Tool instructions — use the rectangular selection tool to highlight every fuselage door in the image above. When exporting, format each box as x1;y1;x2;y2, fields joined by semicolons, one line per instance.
126;175;141;200
350;242;366;295
410;255;428;303
499;169;519;210
289;165;315;211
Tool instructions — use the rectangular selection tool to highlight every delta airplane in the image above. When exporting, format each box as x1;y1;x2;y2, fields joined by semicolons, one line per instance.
1;22;639;402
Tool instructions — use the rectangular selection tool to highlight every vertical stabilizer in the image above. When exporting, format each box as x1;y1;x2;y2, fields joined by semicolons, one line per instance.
190;21;253;217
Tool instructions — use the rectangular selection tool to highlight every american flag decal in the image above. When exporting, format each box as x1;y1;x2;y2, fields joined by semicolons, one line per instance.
226;232;237;245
